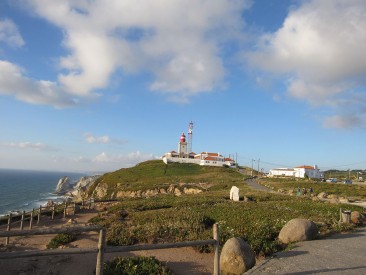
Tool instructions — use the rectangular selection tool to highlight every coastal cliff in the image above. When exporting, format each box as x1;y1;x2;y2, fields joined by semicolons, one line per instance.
54;176;73;195
54;175;101;199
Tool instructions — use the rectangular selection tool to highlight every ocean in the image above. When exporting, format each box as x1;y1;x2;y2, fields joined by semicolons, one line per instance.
0;169;85;216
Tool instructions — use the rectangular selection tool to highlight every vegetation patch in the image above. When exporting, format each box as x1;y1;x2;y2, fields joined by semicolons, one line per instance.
103;256;173;275
259;178;366;200
92;190;364;256
46;233;77;249
87;160;248;198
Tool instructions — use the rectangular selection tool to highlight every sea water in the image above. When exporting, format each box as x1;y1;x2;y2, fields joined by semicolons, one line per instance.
0;169;85;216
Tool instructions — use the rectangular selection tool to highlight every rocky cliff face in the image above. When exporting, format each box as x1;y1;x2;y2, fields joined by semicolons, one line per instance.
54;175;101;199
91;183;203;200
70;175;101;200
54;176;73;195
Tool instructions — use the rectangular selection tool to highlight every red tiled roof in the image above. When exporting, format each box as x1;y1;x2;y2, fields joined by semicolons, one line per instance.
204;157;218;161
170;151;177;153
225;158;234;162
295;165;315;169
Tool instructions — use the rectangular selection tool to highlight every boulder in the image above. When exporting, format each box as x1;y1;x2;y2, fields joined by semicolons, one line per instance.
67;218;77;224
339;198;349;204
312;196;320;202
174;188;182;196
278;218;318;244
230;186;240;201
351;211;363;224
329;198;339;204
183;187;202;195
167;184;175;194
220;237;256;274
317;192;328;199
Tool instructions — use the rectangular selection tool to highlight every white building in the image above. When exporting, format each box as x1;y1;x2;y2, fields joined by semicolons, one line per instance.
269;165;323;179
162;133;235;167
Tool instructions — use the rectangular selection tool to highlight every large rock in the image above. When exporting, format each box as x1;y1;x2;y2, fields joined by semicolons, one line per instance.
317;192;328;199
220;237;256;274
351;211;364;224
230;186;240;201
54;176;73;195
278;218;318;244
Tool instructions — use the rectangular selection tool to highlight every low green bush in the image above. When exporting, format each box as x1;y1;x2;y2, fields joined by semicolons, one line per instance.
103;256;173;275
46;233;77;249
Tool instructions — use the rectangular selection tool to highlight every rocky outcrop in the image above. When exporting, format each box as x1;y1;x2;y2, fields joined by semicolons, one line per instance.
54;175;101;199
91;183;203;200
54;176;73;195
220;237;256;274
70;175;101;200
317;192;328;199
278;218;318;244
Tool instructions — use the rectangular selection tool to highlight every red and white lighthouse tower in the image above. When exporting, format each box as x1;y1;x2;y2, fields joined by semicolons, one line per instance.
178;133;187;158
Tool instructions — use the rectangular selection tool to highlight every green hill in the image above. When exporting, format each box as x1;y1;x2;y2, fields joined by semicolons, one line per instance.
87;160;246;198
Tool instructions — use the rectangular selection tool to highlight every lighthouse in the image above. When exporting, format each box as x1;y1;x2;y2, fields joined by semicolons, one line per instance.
178;133;188;158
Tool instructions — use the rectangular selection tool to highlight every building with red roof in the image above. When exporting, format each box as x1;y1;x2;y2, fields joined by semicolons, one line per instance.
162;133;235;167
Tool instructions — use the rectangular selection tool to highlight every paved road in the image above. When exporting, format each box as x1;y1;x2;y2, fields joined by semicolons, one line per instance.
243;178;272;192
247;226;366;274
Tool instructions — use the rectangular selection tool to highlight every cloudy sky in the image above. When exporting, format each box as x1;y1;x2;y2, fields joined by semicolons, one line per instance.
1;0;366;173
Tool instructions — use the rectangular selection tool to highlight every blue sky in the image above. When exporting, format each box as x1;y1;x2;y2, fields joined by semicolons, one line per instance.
1;0;366;173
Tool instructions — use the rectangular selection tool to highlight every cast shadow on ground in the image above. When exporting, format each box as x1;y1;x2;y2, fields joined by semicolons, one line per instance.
286;265;366;275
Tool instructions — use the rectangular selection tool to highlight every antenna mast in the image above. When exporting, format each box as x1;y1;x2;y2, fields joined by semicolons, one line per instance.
188;121;193;154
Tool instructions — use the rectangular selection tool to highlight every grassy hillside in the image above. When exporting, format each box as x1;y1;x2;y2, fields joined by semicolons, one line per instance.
258;177;366;200
87;160;247;196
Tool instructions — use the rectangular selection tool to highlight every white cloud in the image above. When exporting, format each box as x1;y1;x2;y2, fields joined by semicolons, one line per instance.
84;133;110;144
23;0;250;101
2;141;57;151
92;151;155;167
0;19;24;47
84;133;127;145
0;60;77;108
247;0;366;128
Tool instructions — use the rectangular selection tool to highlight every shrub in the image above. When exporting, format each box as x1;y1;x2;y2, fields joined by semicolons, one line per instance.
46;233;77;249
103;256;173;275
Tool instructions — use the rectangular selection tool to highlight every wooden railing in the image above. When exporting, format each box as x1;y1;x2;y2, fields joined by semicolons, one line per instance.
0;223;220;275
0;198;95;230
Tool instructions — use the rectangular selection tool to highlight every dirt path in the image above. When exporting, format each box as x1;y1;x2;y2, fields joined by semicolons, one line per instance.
0;209;214;275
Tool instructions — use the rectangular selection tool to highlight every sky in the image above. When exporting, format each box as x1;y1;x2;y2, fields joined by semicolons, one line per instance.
1;0;366;173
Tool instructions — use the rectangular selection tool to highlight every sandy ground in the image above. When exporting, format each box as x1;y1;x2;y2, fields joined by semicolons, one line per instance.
0;209;214;275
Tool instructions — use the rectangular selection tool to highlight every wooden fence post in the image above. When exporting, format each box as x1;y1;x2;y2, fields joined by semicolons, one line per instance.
88;199;91;210
81;200;84;210
29;209;34;229
5;213;12;245
52;205;55;220
64;203;67;218
96;228;106;275
20;211;25;230
37;205;42;224
213;223;220;275
73;202;76;215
